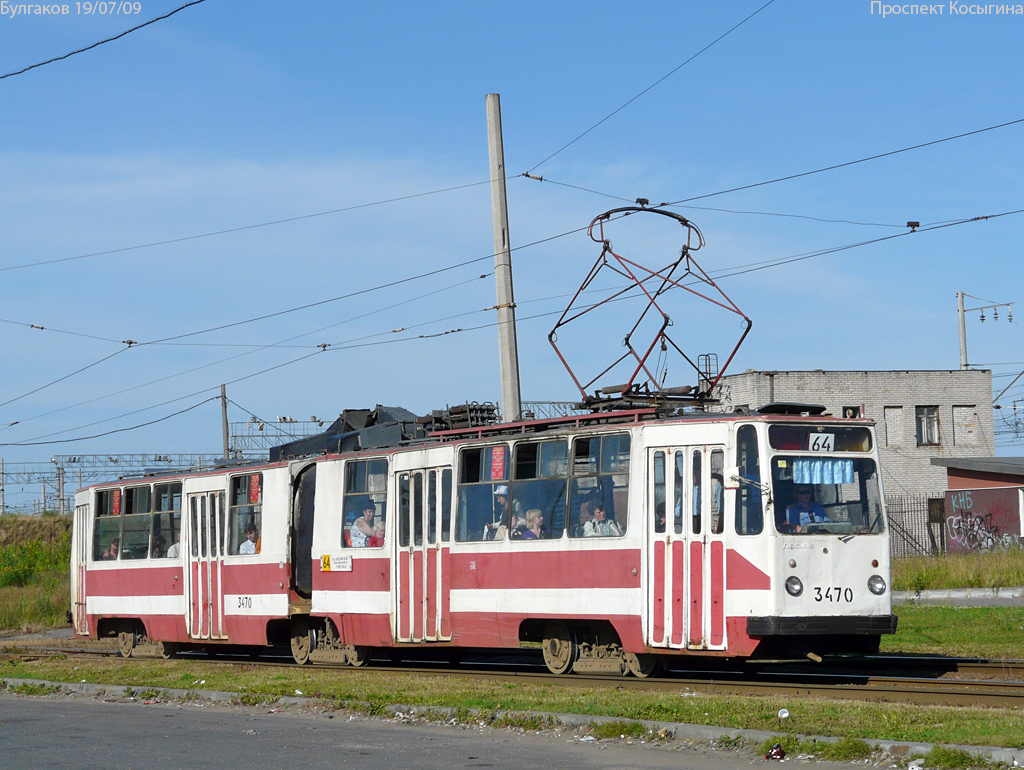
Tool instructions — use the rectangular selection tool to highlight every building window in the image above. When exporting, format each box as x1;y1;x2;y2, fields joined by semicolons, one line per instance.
915;406;940;447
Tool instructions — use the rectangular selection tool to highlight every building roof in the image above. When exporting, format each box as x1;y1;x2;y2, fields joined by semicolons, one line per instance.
930;457;1024;477
730;369;992;375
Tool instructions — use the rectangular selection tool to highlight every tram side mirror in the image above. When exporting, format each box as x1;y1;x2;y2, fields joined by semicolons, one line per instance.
724;467;741;489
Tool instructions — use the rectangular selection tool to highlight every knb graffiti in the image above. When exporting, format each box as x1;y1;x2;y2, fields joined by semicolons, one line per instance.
943;488;1022;553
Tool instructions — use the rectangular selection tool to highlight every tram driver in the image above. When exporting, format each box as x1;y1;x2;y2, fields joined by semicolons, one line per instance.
785;486;830;531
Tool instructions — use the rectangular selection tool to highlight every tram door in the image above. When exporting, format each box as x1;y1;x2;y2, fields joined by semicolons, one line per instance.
72;503;90;634
647;446;727;650
395;468;453;643
186;491;227;640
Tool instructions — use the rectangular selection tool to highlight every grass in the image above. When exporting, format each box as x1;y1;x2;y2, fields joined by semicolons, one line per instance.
2;655;1024;751
883;604;1024;658
892;550;1024;592
2;545;1024;761
760;735;876;761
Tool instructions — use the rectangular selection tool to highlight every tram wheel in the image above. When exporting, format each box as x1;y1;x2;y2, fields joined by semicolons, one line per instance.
117;627;137;659
346;645;371;667
541;622;578;675
290;621;315;665
156;642;178;660
624;653;662;678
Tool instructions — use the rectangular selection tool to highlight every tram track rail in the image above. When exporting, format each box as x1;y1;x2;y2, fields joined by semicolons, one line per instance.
5;641;1024;708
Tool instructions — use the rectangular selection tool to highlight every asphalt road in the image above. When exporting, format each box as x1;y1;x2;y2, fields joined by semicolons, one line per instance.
0;693;778;770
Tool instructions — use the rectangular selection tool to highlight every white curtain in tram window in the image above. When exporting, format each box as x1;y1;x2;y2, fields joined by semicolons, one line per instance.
792;458;854;485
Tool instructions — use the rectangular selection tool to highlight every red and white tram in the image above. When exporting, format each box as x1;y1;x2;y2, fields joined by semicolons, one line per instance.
71;405;896;675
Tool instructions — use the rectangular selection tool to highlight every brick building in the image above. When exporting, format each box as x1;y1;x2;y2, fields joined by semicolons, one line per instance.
710;370;995;500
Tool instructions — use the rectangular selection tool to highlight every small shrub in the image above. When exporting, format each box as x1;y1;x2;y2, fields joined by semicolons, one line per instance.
591;720;648;739
236;691;276;707
362;698;389;717
821;737;875;761
10;682;61;696
924;745;984;770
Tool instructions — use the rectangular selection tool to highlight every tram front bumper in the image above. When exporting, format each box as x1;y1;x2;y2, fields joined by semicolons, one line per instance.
747;615;899;636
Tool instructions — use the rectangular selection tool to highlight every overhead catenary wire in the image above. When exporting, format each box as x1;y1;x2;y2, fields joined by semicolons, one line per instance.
0;396;221;447
666;118;1024;205
5;206;1021;447
0;273;495;432
0;0;208;82
0;346;132;411
525;176;906;228
527;0;778;173
0;178;498;274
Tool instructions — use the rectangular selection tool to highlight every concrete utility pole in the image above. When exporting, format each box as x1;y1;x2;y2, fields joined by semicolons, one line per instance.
958;291;969;370
957;290;1015;370
486;93;522;423
221;384;230;459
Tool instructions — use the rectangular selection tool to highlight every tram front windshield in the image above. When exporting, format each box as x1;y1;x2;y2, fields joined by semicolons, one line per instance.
770;456;884;535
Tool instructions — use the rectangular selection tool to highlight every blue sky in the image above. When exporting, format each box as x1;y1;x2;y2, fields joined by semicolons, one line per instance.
1;1;1021;505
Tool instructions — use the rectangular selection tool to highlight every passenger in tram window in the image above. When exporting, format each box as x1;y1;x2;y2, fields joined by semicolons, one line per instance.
483;485;511;541
575;494;597;535
239;522;259;554
582;499;623;537
521;509;545;540
350;500;384;547
102;538;119;560
166;536;181;558
151;535;167;559
655;502;666;534
786;486;830;531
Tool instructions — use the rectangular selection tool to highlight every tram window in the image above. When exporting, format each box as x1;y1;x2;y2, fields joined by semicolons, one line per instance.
510;439;567;540
399;473;411;548
343;458;387;548
568;433;630;538
734;425;763;535
440;468;452;543
189;497;199;557
413;473;424;546
456;444;510;542
151;483;182;559
428;472;438;545
690;451;701;535
710;449;724;534
772;457;885;535
92;488;122;561
229;473;262;556
653;451;666;534
768;425;872;453
120;485;153;560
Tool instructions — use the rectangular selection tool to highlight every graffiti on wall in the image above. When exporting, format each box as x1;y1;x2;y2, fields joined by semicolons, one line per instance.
944;488;1023;553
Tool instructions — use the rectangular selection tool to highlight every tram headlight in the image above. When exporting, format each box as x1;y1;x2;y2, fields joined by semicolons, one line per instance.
868;575;887;595
785;576;803;597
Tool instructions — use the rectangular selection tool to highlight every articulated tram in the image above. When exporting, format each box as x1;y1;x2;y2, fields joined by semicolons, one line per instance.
71;406;896;676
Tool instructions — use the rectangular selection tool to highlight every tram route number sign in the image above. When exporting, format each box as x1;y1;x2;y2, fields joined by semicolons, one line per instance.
319;554;353;572
808;433;835;452
813;586;853;603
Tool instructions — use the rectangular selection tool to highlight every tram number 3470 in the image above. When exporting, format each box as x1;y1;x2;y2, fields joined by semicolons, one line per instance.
814;586;854;603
